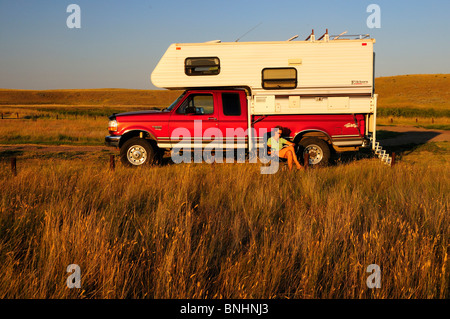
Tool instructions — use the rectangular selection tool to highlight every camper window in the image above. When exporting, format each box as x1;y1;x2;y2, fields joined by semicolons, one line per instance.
262;68;297;89
185;57;220;76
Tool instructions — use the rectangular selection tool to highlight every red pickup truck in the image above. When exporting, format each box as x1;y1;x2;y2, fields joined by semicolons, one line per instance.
105;88;368;167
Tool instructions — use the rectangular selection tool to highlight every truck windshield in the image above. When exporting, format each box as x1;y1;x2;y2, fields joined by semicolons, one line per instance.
164;91;186;112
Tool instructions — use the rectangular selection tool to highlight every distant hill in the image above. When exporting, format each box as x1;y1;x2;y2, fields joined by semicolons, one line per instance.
375;74;449;110
0;88;183;107
1;74;449;112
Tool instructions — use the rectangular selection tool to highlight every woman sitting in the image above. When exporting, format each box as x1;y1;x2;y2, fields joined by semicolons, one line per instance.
267;126;303;171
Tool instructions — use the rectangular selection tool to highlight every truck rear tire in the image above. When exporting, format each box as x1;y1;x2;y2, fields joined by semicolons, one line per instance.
120;137;155;167
298;137;331;166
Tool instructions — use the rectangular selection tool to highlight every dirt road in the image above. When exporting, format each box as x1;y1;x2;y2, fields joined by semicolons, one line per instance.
0;144;111;153
0;126;448;156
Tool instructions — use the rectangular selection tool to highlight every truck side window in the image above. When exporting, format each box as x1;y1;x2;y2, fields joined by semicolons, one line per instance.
222;93;241;116
177;94;214;114
185;57;220;76
262;67;297;89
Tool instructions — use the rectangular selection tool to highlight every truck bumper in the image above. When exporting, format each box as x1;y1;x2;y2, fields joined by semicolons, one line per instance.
105;135;121;147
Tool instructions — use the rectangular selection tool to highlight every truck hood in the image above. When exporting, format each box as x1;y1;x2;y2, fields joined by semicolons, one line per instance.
116;110;166;117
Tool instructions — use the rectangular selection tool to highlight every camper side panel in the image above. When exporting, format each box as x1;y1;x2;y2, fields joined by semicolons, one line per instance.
151;40;374;94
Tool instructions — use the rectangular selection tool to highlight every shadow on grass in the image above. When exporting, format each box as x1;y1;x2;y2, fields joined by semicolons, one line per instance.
0;149;24;160
335;141;448;165
379;130;442;147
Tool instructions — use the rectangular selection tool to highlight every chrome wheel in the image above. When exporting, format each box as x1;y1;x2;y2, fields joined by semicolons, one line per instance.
299;137;331;166
304;144;324;165
127;145;148;165
120;137;155;167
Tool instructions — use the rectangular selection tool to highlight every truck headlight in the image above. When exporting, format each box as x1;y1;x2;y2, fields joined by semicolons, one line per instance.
108;119;118;132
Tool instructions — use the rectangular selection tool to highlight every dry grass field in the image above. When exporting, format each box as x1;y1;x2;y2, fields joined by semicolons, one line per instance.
376;74;450;129
0;154;448;299
0;88;183;107
0;74;448;299
376;74;450;110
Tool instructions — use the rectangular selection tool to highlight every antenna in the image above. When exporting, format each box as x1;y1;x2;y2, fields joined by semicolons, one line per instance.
235;22;262;42
287;35;299;41
333;30;348;40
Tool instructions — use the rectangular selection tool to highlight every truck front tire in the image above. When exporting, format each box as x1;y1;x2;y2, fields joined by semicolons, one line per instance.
298;137;331;166
120;137;155;167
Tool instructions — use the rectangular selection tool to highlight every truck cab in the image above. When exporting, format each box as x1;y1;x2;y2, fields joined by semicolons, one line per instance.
106;88;369;167
106;89;249;166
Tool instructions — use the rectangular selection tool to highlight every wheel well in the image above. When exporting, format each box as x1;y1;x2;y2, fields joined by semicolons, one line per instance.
294;131;332;145
119;130;158;149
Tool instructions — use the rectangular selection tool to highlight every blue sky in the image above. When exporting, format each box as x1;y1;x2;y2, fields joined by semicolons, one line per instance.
0;0;449;90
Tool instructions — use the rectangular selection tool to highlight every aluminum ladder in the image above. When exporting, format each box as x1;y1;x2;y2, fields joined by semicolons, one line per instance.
369;133;392;166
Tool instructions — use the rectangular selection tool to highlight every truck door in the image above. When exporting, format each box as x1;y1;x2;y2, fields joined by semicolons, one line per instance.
218;90;248;152
168;91;219;149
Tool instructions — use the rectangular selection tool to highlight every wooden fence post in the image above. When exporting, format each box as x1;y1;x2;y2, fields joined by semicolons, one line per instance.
11;157;17;176
391;152;396;167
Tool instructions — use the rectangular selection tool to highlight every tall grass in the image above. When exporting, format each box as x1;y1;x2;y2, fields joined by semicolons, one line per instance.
0;158;448;299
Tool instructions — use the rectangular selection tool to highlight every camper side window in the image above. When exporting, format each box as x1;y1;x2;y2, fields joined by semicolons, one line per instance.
262;68;297;89
185;57;220;76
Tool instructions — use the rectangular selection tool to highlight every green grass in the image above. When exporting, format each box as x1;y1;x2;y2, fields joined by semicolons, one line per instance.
377;107;450;118
34;106;161;118
1;106;161;119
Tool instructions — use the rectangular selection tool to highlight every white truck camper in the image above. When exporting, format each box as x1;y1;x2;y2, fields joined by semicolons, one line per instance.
150;30;391;165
